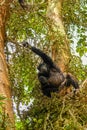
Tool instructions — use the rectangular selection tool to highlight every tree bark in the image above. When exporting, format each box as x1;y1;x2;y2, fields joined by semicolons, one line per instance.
0;0;15;129
47;0;71;72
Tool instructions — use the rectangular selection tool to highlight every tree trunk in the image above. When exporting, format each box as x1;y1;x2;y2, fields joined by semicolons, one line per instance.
0;1;15;129
47;0;71;72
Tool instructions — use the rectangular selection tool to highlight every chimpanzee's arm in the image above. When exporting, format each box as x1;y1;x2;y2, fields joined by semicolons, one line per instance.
31;47;61;72
22;42;61;72
31;47;53;65
71;78;79;89
66;73;79;89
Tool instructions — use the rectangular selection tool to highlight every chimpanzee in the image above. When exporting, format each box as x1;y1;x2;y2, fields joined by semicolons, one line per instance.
23;42;79;97
37;62;65;97
29;45;79;97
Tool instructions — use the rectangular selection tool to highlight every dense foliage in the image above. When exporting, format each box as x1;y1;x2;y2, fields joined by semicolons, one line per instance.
62;0;87;56
4;0;87;129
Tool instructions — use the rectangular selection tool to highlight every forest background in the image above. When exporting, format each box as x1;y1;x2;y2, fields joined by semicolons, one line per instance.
0;0;87;130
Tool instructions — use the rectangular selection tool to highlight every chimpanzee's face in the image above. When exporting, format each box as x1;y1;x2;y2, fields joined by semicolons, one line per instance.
37;63;49;74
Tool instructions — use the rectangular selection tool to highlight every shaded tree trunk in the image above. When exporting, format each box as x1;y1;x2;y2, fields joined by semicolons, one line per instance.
47;0;71;72
0;1;15;129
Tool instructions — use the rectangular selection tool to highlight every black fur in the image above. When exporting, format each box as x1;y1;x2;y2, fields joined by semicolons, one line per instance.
22;43;79;97
30;46;79;97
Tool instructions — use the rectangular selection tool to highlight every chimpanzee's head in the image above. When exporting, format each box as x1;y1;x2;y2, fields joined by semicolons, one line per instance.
37;63;50;75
